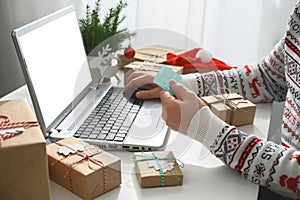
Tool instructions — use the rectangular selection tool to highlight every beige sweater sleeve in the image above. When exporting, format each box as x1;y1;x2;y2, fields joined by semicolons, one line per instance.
187;106;227;149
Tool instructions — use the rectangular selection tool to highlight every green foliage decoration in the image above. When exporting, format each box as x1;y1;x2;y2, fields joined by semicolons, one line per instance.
79;0;134;56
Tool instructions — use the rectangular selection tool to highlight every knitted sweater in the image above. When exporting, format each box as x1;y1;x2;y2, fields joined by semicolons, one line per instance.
182;2;300;199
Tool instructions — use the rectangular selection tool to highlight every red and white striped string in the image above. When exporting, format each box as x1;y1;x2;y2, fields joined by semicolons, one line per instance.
0;114;39;146
0;134;16;147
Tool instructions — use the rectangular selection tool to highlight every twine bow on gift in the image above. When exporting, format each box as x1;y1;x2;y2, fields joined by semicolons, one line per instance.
0;114;39;147
52;142;108;194
214;88;249;111
135;152;184;187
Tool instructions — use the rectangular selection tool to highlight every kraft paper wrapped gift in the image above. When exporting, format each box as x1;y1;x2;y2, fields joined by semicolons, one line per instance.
0;98;50;200
201;93;256;126
134;151;184;188
119;44;184;68
123;61;183;84
47;137;121;200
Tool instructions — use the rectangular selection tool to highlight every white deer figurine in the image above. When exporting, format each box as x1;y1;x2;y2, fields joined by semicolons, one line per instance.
89;44;121;85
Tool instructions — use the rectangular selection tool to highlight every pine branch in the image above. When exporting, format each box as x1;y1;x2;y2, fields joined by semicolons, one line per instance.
79;0;134;55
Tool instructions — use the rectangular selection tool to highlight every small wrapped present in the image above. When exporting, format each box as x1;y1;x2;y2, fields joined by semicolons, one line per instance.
47;137;121;200
201;93;256;126
134;151;184;188
123;61;183;84
119;44;185;68
0;99;50;200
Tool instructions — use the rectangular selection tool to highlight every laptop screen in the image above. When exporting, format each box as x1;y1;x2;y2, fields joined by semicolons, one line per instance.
13;6;92;129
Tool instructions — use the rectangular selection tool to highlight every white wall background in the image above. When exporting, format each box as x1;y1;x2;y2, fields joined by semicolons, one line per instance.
72;0;207;50
202;0;297;65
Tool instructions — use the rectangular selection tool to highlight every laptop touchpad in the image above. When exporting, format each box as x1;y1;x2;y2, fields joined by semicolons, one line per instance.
127;100;164;139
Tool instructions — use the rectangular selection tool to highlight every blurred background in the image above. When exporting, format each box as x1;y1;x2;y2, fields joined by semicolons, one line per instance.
0;0;297;97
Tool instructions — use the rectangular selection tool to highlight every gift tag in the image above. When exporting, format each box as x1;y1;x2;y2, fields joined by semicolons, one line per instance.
57;143;84;156
148;160;175;173
153;65;182;95
231;99;248;105
0;127;24;135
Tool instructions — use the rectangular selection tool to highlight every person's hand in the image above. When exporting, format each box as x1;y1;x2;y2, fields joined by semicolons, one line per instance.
160;79;206;134
123;71;162;99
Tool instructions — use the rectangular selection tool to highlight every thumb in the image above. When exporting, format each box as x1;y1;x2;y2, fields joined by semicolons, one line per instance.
169;79;193;100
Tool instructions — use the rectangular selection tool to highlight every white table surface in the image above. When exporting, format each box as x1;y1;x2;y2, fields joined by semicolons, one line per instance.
0;81;271;200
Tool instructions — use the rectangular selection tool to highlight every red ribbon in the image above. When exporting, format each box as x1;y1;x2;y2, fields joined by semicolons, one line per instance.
0;134;15;147
0;114;39;147
52;142;108;194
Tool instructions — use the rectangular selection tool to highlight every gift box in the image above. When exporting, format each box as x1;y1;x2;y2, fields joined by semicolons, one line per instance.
47;137;121;200
123;61;183;83
134;151;184;188
201;93;256;126
119;44;185;68
0;98;50;200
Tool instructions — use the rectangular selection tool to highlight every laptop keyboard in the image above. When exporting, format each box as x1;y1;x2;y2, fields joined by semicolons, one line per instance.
74;86;144;142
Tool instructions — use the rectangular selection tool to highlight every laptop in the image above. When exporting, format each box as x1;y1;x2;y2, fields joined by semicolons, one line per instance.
11;5;169;151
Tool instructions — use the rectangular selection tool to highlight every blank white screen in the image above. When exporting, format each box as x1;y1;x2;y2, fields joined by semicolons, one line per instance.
18;10;92;127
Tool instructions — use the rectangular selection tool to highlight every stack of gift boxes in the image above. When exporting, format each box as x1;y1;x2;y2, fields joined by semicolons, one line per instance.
121;44;185;83
119;44;185;69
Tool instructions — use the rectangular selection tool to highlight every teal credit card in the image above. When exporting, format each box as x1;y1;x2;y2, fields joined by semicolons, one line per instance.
153;65;182;95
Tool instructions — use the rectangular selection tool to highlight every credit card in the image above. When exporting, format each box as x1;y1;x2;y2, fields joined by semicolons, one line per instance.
153;65;182;95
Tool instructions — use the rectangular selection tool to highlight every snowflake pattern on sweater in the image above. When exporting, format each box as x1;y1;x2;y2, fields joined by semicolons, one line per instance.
185;1;300;199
